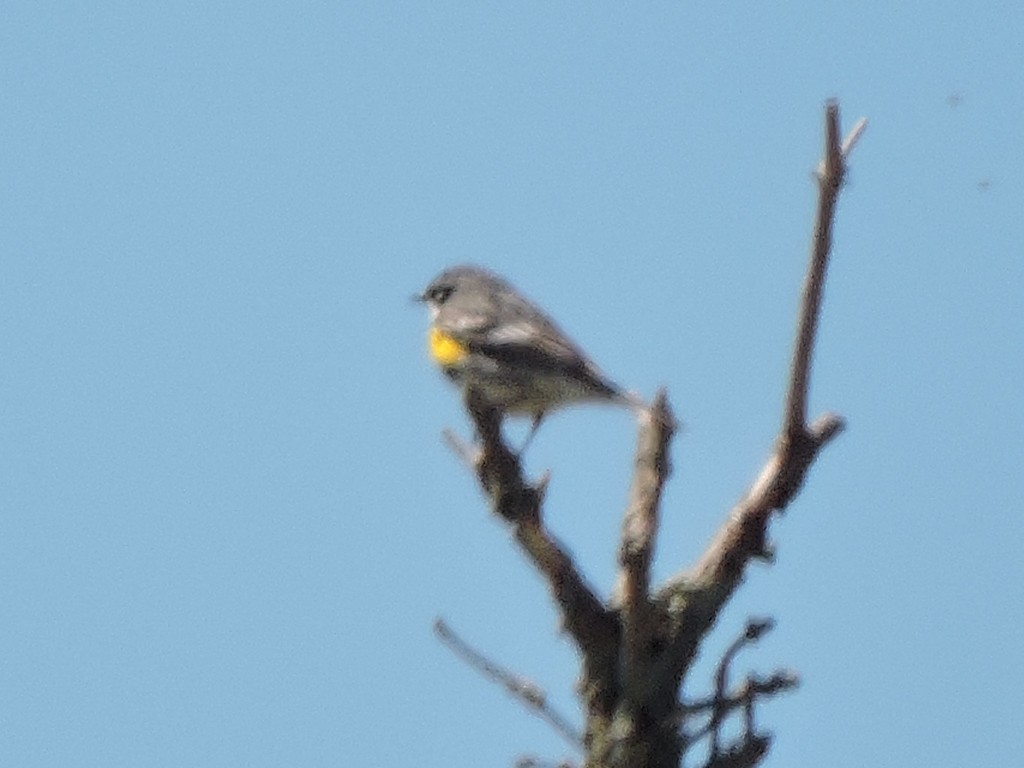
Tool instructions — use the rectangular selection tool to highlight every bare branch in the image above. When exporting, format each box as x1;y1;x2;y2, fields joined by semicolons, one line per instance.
682;671;800;720
651;102;863;704
704;620;768;753
460;391;619;697
715;618;775;708
789;107;866;433
613;389;676;702
815;115;868;176
435;618;583;750
788;101;847;432
674;618;796;759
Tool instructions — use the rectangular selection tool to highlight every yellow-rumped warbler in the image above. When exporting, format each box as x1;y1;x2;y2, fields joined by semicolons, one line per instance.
416;265;642;441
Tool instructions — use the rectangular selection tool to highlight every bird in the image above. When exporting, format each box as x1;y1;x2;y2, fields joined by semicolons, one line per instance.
416;264;642;446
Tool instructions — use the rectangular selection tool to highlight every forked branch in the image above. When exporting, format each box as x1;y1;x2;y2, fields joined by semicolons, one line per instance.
658;101;863;612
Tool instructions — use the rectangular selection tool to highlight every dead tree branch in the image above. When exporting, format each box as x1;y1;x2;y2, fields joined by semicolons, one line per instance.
463;391;616;654
650;102;864;708
678;618;799;760
614;390;676;705
435;618;583;750
460;391;621;727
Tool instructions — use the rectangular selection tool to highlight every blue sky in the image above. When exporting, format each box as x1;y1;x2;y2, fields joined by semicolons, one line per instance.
2;2;1022;766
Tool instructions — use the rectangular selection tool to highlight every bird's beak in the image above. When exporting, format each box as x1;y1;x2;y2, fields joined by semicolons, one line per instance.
410;292;427;304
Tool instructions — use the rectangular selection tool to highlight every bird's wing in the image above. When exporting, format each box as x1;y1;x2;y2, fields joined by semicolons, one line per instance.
478;316;621;397
437;291;620;393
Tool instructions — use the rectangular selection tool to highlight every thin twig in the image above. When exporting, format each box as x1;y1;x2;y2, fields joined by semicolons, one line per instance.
442;427;480;466
704;618;775;754
682;670;799;722
435;618;583;750
681;641;799;753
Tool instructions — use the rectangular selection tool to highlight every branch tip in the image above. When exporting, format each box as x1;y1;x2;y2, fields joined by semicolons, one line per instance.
841;117;868;158
744;617;775;641
809;412;845;444
434;617;583;750
442;427;480;467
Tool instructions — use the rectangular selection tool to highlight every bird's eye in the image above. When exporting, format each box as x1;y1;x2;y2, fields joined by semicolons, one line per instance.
429;285;454;304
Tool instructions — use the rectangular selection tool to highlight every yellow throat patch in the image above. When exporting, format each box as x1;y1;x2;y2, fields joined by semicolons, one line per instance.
428;327;468;366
